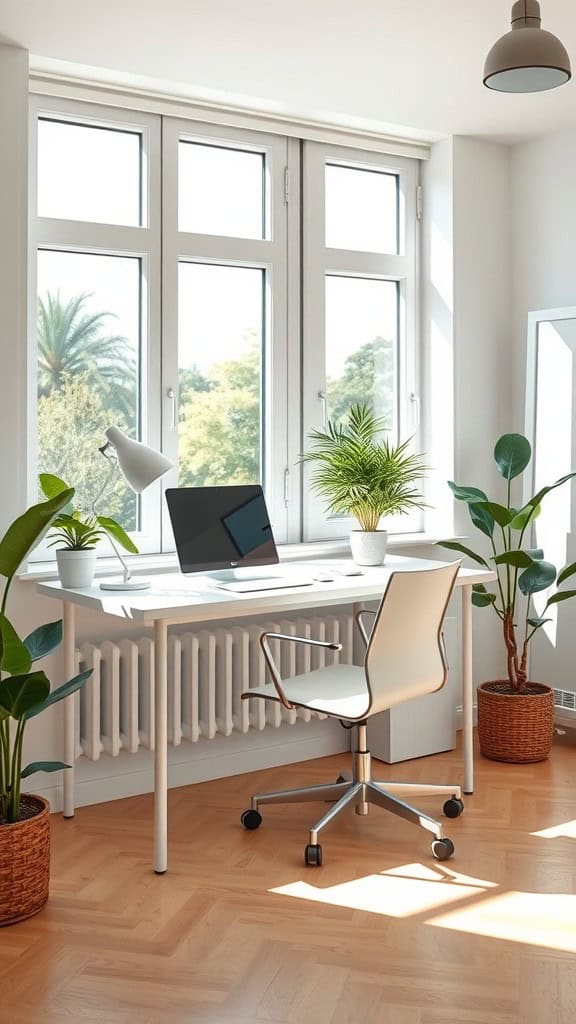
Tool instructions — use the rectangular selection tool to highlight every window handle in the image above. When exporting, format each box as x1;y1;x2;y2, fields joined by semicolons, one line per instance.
167;387;177;430
318;390;327;428
410;392;420;428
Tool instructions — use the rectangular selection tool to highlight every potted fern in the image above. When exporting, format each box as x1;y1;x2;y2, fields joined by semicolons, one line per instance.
438;433;576;763
301;404;428;565
0;491;92;925
40;473;138;588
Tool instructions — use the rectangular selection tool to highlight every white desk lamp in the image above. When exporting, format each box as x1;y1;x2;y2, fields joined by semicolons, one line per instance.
98;426;173;592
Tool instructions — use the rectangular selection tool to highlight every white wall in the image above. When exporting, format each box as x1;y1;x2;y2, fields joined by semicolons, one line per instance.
512;130;576;691
0;43;516;811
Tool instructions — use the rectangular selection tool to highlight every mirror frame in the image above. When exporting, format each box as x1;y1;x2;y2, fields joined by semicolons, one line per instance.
524;305;576;506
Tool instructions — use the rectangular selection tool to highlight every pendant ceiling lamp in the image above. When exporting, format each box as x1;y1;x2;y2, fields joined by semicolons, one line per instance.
484;0;571;93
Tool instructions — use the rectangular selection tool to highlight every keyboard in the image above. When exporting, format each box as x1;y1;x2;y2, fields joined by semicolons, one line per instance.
216;577;314;593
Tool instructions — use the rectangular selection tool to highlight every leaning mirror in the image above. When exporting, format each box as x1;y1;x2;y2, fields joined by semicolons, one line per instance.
525;307;576;659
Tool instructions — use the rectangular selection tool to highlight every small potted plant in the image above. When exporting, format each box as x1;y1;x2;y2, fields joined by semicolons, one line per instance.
40;473;138;588
301;403;428;566
0;490;92;925
438;433;576;763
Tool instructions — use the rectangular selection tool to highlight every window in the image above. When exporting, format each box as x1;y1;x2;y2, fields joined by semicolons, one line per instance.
30;98;419;558
302;143;419;540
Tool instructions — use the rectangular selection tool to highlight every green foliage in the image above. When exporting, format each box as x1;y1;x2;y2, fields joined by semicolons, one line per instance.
38;291;136;420
37;373;136;527
438;432;576;692
301;404;428;532
326;336;394;426
40;474;139;554
0;495;92;823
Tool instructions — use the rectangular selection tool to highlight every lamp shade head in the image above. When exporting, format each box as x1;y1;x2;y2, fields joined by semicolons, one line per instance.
105;427;173;493
484;0;571;93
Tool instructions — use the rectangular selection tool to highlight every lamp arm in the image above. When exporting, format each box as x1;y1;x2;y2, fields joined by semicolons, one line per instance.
104;530;132;585
91;445;118;517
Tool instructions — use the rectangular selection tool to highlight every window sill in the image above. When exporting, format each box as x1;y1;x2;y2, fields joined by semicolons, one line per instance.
18;531;458;583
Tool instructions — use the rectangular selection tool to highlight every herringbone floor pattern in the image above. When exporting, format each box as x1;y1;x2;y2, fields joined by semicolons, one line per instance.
1;733;576;1024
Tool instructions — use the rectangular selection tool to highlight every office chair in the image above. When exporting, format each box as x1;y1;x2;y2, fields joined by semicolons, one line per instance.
240;561;463;865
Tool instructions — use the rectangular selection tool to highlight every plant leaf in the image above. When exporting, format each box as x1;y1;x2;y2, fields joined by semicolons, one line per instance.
0;489;75;577
96;516;139;554
24;669;92;720
448;482;489;504
494;434;532;481
518;561;557;596
23;620;63;662
557;562;576;586
545;590;576;607
527;617;552;628
468;502;495;538
21;760;70;779
0;614;32;675
472;591;496;608
473;501;513;528
493;550;536;568
509;504;541;530
39;473;70;500
0;671;50;719
436;541;489;567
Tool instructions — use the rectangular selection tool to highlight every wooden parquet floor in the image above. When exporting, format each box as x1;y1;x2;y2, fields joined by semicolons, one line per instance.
1;732;576;1024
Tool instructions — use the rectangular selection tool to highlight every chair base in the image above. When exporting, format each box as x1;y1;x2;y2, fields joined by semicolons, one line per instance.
246;723;462;859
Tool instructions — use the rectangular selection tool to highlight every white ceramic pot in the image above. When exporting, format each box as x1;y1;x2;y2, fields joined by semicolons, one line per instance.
350;530;388;566
56;548;97;588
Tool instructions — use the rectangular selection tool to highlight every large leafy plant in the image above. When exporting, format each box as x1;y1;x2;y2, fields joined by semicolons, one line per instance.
438;433;576;694
0;490;92;823
40;472;138;555
301;404;428;532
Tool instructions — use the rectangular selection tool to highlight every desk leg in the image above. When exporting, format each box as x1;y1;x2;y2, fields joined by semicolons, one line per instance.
154;618;168;874
461;584;474;795
63;602;76;819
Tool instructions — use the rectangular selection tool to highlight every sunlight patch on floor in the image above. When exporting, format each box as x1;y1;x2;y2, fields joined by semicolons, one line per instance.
532;818;576;839
271;862;495;918
428;890;576;953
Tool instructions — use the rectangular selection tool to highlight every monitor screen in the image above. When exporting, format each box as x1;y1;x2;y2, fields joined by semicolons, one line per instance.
165;485;279;573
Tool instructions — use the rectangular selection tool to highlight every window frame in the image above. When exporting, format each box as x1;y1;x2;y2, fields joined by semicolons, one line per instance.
27;95;421;561
160;118;298;548
28;95;162;560
301;141;421;541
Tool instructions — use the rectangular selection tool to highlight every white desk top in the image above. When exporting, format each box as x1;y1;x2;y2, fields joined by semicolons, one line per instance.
36;556;497;625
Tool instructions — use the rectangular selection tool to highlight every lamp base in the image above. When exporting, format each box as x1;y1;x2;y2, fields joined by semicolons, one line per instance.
100;578;151;591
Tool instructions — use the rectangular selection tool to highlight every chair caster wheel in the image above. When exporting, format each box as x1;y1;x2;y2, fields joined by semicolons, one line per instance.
443;797;464;818
304;843;323;866
432;837;455;861
241;809;262;830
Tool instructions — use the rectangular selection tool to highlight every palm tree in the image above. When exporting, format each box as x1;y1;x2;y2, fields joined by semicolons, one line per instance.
38;291;136;419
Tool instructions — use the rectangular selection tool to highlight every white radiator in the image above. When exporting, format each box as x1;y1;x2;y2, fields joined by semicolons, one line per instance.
76;614;354;760
554;687;576;728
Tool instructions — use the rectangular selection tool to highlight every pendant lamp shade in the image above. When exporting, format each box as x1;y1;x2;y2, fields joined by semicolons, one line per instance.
105;426;173;493
484;0;571;93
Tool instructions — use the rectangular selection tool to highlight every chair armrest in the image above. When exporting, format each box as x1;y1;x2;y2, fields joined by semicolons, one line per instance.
355;608;377;648
256;632;343;710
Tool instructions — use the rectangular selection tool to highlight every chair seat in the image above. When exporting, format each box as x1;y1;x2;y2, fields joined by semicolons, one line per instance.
243;663;371;720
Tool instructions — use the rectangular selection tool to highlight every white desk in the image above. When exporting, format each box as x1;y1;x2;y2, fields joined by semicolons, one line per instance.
37;555;496;873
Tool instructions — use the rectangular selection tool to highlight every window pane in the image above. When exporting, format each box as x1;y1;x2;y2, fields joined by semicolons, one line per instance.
325;276;398;434
325;164;398;254
37;251;141;531
179;142;265;238
178;263;263;487
37;119;141;225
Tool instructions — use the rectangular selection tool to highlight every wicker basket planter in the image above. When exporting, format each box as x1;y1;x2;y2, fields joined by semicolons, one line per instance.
477;681;555;763
0;795;50;926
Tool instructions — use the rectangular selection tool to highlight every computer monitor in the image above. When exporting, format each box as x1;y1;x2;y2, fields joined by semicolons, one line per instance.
165;485;279;575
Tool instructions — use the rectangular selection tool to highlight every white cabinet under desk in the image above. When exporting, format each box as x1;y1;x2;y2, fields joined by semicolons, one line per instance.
37;555;496;873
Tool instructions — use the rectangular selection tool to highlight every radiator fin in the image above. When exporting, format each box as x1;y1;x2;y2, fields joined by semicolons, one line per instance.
77;613;354;759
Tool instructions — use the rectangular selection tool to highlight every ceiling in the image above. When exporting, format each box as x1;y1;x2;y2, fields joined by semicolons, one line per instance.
2;0;576;142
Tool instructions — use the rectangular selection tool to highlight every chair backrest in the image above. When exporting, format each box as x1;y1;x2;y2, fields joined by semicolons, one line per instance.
364;561;461;717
